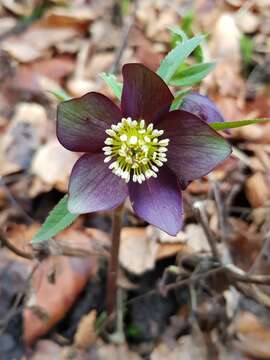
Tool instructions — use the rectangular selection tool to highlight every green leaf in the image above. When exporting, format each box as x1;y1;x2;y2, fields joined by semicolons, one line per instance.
169;62;215;86
240;34;254;68
169;27;188;41
157;34;205;83
32;195;78;244
210;118;270;131
100;73;123;100
170;89;191;110
50;89;71;102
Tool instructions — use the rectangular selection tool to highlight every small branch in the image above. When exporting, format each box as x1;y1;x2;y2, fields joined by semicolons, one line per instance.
106;204;124;315
0;176;33;224
0;229;107;261
0;229;34;260
109;0;137;74
193;201;221;261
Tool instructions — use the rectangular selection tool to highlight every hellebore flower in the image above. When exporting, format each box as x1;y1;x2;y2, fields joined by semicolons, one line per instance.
57;63;231;236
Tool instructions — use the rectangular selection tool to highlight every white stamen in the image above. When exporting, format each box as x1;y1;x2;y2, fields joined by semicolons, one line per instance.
105;138;113;145
102;146;112;152
159;139;169;145
144;136;151;143
155;160;163;167
104;156;112;163
159;147;168;152
120;134;128;142
106;129;116;137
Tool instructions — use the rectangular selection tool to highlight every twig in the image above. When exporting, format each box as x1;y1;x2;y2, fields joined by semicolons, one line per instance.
193;200;221;261
0;228;34;260
109;1;137;74
106;204;124;315
0;229;108;261
0;176;33;224
211;179;233;264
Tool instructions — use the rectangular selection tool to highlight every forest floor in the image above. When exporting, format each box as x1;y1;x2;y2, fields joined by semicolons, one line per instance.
0;0;270;359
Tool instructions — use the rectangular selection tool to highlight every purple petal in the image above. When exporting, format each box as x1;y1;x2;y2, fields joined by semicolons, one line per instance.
160;110;231;187
57;92;121;152
181;92;225;123
121;63;173;124
129;167;183;236
68;153;128;213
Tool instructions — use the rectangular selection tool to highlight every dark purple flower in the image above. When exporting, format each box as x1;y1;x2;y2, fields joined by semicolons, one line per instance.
57;63;231;236
181;92;225;124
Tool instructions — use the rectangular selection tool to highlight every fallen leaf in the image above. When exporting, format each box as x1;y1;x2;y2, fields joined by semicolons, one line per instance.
245;172;270;208
3;22;81;62
31;140;79;194
74;310;97;349
233;311;270;359
23;228;98;345
150;336;206;360
119;227;159;275
97;342;143;360
0;102;47;176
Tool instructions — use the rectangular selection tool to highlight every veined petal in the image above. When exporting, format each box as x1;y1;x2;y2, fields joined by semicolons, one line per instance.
181;92;225;123
160;110;231;187
129;167;183;236
57;92;121;152
68;153;128;213
121;63;173;124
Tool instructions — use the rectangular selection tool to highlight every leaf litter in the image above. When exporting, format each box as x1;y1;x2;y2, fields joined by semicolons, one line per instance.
0;0;269;359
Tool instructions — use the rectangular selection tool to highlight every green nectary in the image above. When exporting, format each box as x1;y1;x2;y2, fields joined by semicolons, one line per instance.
103;117;169;183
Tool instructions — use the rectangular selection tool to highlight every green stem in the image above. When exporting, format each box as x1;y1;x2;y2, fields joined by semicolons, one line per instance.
106;204;124;315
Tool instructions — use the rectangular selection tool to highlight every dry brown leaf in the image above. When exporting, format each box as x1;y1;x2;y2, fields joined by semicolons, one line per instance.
233;311;270;359
236;11;260;34
119;227;159;275
1;0;34;16
150;336;206;360
5;223;39;261
31;140;79;194
23;228;99;345
97;342;143;360
74;310;97;349
28;340;63;360
0;102;47;176
44;5;98;28
2;23;80;62
245;172;270;208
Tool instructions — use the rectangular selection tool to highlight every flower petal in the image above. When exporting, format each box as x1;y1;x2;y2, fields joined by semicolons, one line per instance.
160;110;231;187
181;92;225;123
128;167;183;236
57;92;121;152
121;63;173;124
68;153;128;213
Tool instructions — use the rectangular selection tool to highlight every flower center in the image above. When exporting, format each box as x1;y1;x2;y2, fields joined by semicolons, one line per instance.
103;117;169;183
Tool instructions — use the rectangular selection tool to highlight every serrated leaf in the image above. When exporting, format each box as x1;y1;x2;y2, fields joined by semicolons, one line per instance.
210;118;270;131
32;195;78;244
169;62;215;87
100;73;123;100
157;34;205;83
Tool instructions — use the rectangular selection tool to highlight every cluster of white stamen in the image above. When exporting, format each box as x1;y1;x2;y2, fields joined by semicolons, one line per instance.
103;117;169;183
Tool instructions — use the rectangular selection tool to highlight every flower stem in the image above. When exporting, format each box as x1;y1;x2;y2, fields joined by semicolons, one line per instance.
106;203;124;315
